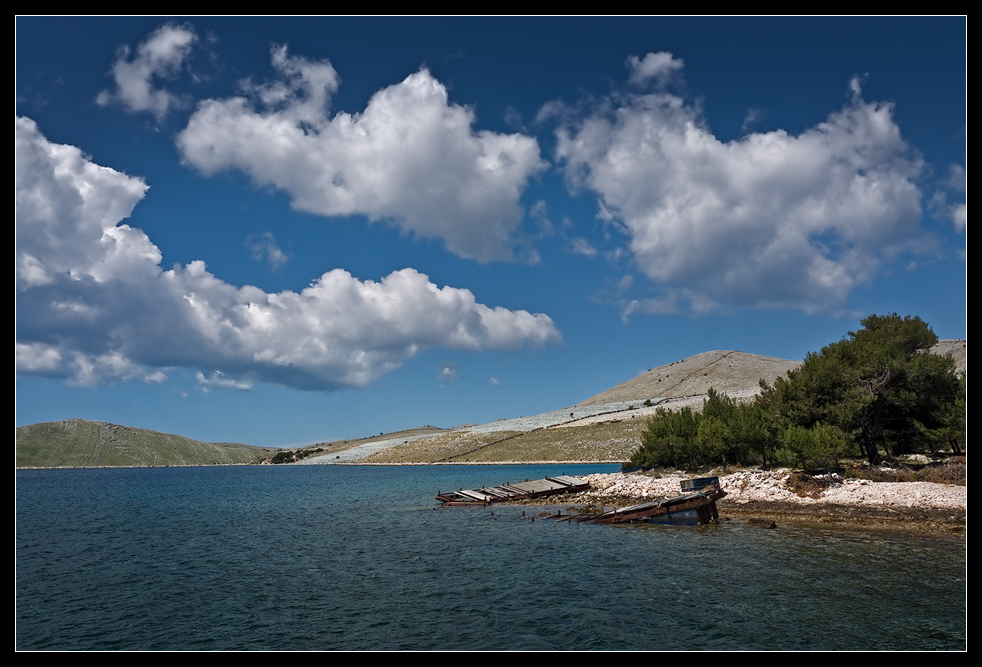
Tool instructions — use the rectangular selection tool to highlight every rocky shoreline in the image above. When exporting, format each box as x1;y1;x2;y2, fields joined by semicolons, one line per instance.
507;469;967;536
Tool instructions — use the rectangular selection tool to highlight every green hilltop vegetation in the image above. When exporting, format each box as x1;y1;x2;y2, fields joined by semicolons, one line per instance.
630;314;966;471
16;419;279;468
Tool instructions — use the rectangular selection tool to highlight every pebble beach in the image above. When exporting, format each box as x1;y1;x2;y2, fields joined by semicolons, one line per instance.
524;469;967;535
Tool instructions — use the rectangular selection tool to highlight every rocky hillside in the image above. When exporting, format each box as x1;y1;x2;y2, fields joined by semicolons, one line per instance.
932;339;967;374
348;340;967;464
578;340;966;408
577;350;800;407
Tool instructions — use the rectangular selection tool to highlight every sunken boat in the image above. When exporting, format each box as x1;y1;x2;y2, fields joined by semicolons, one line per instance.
436;475;590;506
577;476;726;525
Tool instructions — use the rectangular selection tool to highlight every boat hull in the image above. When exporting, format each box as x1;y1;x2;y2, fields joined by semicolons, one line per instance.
578;479;725;525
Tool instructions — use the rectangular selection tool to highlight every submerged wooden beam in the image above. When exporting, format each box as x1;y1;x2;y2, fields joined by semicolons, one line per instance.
577;477;726;526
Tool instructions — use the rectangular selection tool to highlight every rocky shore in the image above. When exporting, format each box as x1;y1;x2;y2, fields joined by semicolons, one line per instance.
512;469;967;536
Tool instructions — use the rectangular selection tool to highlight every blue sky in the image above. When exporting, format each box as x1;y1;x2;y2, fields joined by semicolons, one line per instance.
16;17;966;447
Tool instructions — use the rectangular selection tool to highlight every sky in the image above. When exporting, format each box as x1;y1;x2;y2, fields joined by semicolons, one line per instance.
16;17;966;448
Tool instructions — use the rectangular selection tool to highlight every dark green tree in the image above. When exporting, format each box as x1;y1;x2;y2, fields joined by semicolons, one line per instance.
776;422;852;470
632;387;751;469
731;400;778;465
767;314;961;464
696;415;732;467
630;406;700;469
701;387;747;465
942;371;967;455
703;387;736;422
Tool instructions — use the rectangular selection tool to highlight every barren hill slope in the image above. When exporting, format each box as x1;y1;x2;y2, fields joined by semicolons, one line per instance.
577;339;965;409
576;350;800;407
309;340;966;464
932;339;967;374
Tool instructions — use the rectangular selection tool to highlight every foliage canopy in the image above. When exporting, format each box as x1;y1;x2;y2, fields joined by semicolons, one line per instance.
631;314;964;471
765;313;961;464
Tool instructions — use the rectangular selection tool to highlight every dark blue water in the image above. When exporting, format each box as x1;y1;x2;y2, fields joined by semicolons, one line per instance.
17;465;965;650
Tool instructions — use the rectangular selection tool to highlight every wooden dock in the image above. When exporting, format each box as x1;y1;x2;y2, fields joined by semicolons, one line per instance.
436;475;726;526
436;475;590;506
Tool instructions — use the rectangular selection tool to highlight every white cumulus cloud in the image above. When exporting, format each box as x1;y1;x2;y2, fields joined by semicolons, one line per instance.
96;24;198;120
176;46;548;262
554;72;927;313
16;117;561;390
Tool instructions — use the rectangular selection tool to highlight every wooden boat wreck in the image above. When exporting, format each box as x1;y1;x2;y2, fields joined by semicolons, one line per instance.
436;475;590;506
577;476;726;525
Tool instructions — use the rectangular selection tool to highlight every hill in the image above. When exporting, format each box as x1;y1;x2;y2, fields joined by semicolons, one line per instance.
352;340;966;464
16;419;277;468
932;339;967;374
358;350;803;464
576;350;800;406
18;341;964;467
579;340;965;408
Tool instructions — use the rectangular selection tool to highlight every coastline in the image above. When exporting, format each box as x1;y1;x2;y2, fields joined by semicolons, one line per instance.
503;469;968;537
715;500;965;536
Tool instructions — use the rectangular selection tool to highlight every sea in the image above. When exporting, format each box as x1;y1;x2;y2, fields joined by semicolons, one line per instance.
16;464;966;651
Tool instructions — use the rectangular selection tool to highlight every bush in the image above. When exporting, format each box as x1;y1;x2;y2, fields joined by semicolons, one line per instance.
776;423;851;471
630;407;699;469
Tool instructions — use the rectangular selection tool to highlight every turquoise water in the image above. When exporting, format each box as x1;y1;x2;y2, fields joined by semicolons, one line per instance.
16;465;966;650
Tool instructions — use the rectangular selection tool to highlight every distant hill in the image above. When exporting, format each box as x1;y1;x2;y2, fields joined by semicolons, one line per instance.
16;419;277;468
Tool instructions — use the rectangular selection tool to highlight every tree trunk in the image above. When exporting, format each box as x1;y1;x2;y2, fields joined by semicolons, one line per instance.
862;395;886;465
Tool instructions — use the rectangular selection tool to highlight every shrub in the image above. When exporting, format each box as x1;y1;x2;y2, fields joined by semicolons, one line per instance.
776;423;851;471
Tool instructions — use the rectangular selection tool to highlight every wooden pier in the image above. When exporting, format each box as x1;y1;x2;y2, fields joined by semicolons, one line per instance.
436;475;590;506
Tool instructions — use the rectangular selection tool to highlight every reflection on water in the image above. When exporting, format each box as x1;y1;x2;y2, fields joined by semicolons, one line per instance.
17;465;965;650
